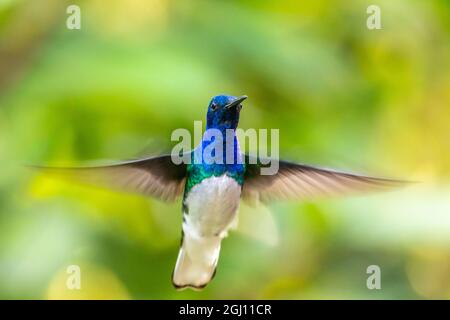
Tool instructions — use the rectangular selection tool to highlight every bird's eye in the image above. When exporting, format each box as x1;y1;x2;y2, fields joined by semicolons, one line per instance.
211;103;218;111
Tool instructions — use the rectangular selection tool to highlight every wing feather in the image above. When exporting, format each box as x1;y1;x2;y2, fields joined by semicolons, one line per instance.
242;156;410;203
30;155;187;202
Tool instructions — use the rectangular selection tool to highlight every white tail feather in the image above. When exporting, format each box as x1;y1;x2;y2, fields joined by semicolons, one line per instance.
172;233;221;290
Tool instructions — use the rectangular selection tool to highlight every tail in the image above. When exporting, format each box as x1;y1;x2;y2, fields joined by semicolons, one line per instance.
172;232;222;290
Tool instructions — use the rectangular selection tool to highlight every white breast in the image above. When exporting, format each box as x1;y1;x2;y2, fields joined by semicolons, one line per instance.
183;175;241;238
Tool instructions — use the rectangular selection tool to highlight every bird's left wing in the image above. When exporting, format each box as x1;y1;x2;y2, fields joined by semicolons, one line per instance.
242;155;410;204
31;155;187;202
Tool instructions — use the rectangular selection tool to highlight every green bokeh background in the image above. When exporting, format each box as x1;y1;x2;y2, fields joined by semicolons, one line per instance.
0;0;449;299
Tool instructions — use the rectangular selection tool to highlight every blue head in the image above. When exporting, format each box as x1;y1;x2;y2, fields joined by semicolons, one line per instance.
206;94;247;131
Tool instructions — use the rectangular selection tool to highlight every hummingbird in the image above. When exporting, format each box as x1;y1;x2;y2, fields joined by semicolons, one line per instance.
34;94;408;290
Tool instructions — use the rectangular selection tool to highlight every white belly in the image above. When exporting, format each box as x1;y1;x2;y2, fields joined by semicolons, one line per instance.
183;175;241;238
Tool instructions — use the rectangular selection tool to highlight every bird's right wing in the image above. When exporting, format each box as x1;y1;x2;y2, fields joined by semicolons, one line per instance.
242;155;411;204
30;154;187;202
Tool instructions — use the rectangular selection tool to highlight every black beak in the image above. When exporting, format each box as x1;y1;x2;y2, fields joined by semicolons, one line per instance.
225;95;247;109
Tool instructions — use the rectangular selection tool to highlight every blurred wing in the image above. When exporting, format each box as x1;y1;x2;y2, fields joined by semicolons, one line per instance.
242;155;410;204
31;155;187;202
